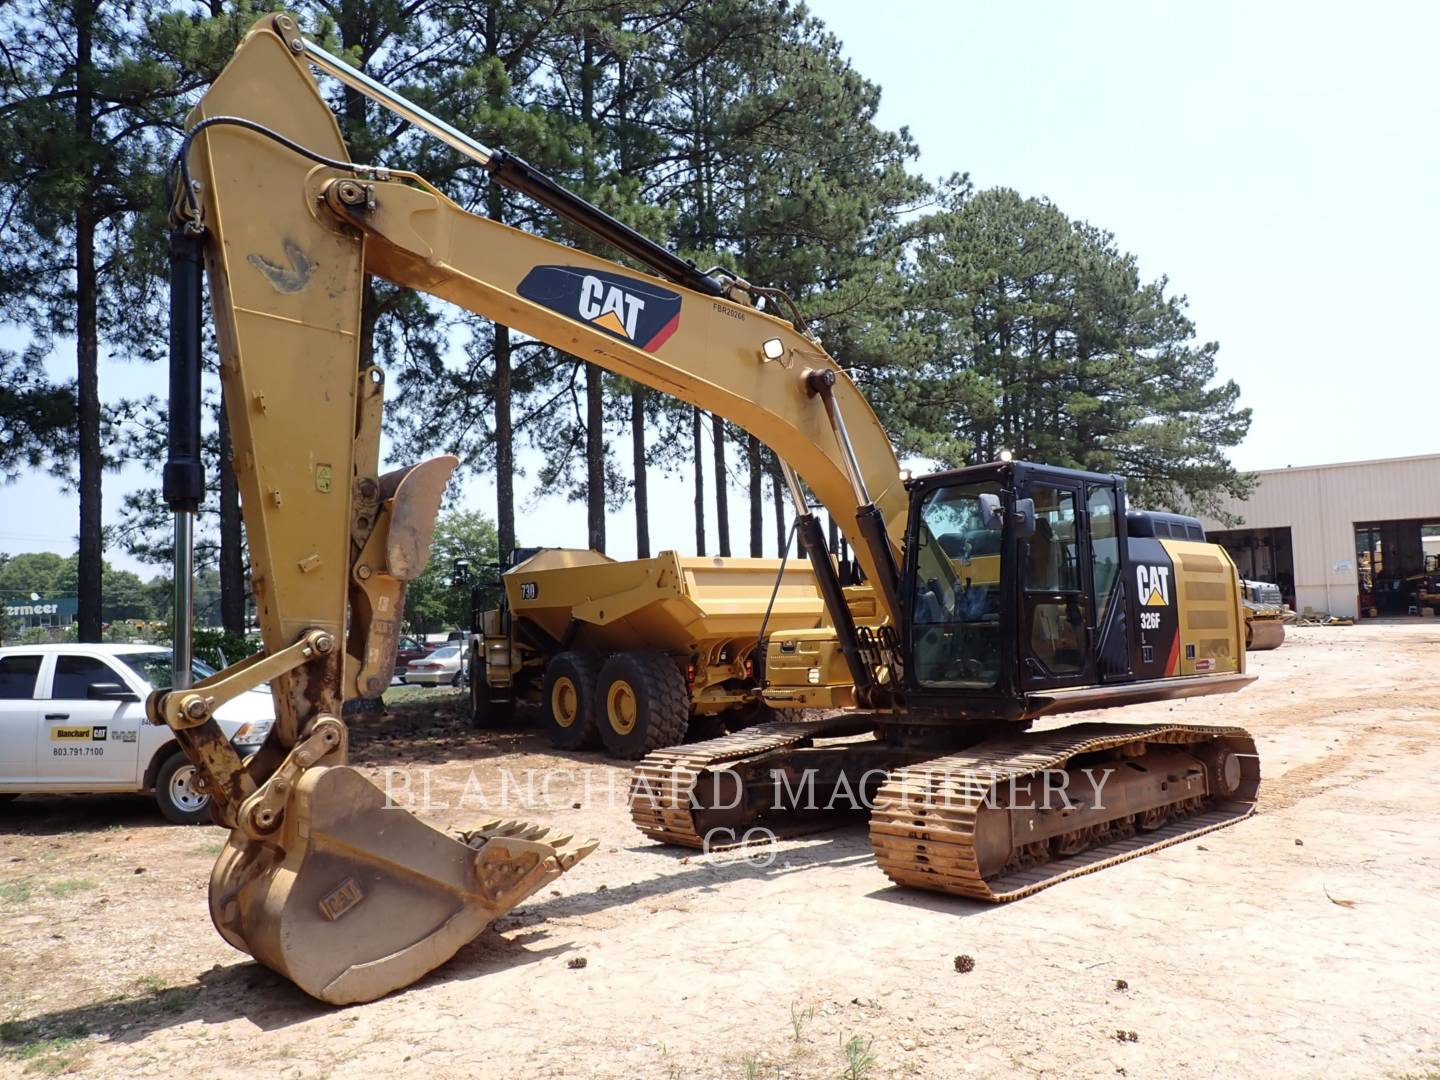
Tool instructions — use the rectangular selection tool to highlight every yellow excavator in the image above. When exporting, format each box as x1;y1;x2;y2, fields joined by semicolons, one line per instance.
153;14;1261;1004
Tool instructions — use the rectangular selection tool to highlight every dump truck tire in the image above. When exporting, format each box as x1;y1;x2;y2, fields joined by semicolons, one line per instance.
541;651;603;749
469;642;515;727
596;652;689;759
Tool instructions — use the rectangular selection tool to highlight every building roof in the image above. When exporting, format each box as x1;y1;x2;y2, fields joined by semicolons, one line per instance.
1245;452;1440;476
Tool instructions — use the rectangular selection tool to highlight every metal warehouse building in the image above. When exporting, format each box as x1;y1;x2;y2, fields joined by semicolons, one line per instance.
1200;453;1440;621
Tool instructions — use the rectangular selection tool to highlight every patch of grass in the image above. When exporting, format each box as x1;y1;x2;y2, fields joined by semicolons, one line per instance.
193;840;224;856
0;880;34;905
840;1034;876;1080
5;1035;86;1077
788;1001;814;1041
134;975;168;995
0;878;99;903
43;879;97;899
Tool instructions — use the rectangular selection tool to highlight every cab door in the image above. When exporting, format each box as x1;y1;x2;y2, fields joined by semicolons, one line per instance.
38;653;143;788
0;654;44;785
1086;483;1132;681
1018;480;1092;689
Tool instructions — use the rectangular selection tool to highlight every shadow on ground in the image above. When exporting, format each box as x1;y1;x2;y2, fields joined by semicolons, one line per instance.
0;792;181;836
0;915;568;1049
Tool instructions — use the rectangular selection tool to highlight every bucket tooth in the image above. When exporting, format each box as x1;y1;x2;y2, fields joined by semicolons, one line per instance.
207;766;596;1005
462;821;598;870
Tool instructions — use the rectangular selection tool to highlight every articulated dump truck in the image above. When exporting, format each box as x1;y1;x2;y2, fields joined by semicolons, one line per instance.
154;14;1265;1004
470;548;881;758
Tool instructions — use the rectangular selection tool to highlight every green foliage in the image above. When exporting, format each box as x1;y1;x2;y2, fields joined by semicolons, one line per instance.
403;510;500;634
840;1034;876;1079
0;551;188;625
0;552;73;602
897;186;1253;516
189;627;262;669
788;1001;814;1041
0;346;75;484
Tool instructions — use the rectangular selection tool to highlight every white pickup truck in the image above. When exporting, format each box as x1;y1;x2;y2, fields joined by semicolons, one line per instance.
0;643;273;823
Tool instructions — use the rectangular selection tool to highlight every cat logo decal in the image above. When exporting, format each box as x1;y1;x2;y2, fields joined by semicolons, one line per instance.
518;266;681;352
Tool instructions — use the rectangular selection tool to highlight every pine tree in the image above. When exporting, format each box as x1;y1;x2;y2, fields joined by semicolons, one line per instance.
907;187;1253;514
0;0;191;640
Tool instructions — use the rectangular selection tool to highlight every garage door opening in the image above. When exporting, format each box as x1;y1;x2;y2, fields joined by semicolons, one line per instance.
1355;518;1440;616
1206;526;1296;610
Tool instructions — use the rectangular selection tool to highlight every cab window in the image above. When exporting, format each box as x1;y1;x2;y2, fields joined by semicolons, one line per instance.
0;655;42;699
1088;485;1120;625
1023;484;1085;677
909;482;1004;690
49;655;122;699
1024;485;1080;591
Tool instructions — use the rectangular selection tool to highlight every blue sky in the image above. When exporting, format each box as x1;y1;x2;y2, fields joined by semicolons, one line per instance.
4;0;1437;578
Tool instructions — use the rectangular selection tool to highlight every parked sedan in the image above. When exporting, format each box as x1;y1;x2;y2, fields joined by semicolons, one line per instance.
0;644;273;824
394;635;431;670
404;644;464;686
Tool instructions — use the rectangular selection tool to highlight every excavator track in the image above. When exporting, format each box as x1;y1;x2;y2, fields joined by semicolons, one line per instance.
629;714;877;847
870;722;1259;902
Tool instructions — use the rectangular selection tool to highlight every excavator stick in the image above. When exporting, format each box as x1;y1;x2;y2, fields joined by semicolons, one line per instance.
151;15;595;1003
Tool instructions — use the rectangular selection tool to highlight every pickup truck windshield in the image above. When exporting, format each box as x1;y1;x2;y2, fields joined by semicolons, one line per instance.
117;651;222;691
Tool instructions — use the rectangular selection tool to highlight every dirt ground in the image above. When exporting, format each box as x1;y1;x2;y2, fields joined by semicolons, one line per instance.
2;622;1438;1079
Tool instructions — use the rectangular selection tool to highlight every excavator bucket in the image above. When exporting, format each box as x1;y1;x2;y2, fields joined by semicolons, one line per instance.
208;766;596;1004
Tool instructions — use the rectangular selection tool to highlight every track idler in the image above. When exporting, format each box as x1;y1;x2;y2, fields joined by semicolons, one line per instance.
209;765;596;1004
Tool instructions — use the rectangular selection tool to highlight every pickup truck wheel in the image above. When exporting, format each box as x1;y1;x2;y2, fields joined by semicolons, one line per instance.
540;651;602;750
155;750;212;825
596;652;689;759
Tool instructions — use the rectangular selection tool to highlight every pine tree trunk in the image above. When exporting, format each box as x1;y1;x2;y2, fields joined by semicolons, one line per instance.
580;33;605;553
484;9;515;561
747;434;762;557
488;193;515;559
74;0;101;642
218;398;246;636
692;407;706;556
632;385;649;558
769;454;787;556
712;414;730;557
587;365;605;552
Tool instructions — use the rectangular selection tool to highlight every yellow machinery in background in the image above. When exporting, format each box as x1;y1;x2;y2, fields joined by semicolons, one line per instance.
1240;579;1288;650
153;14;1262;1004
471;548;844;756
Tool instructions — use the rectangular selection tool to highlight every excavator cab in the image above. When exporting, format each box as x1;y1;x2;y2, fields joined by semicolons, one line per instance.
900;461;1245;724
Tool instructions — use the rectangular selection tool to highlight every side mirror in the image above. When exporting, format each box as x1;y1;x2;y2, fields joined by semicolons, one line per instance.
978;493;1037;539
87;682;139;702
1012;497;1036;540
978;493;1005;530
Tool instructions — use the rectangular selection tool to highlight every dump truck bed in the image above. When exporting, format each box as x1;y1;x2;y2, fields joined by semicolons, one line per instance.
503;549;825;657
